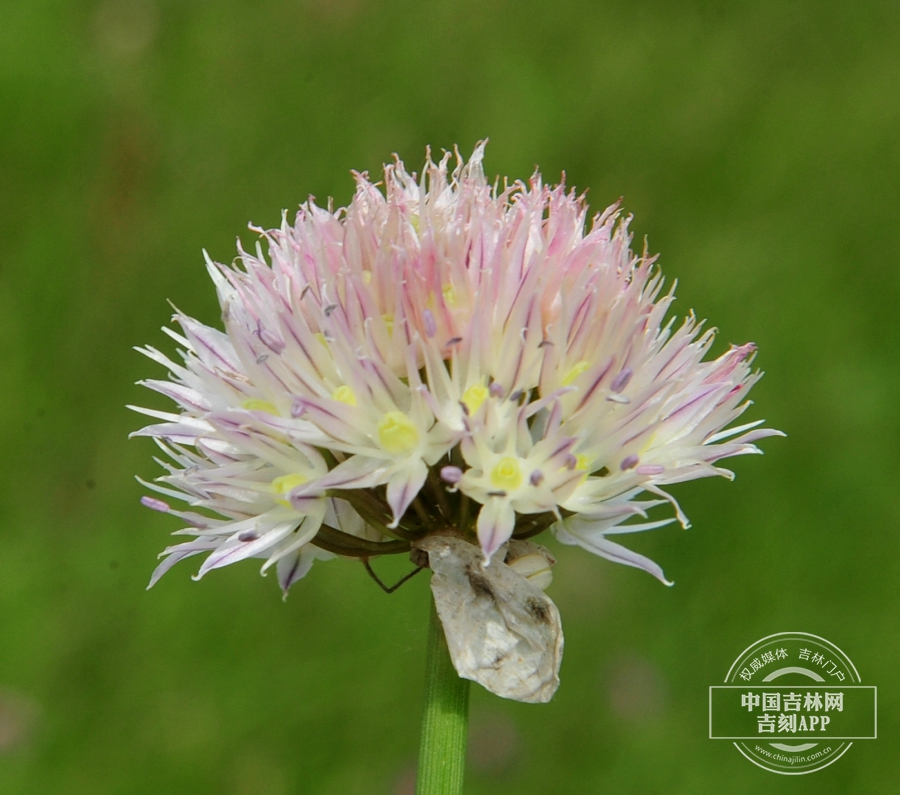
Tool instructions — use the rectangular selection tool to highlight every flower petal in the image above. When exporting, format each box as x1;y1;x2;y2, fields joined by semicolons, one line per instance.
555;521;673;585
476;498;517;563
385;459;428;528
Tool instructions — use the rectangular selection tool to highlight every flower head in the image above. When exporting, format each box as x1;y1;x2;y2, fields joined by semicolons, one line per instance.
133;142;781;599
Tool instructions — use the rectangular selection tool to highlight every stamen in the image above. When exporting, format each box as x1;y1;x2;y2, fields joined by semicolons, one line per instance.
257;326;285;354
440;466;463;484
610;367;633;393
422;309;437;338
620;454;639;471
529;470;545;486
141;496;170;512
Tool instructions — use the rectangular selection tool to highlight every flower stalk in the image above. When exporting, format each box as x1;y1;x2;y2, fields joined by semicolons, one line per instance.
417;599;470;795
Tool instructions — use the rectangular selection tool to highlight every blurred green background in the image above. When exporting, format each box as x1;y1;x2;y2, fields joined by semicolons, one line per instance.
1;0;898;792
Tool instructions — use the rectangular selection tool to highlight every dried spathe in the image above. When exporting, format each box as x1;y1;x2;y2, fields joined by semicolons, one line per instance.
416;536;562;703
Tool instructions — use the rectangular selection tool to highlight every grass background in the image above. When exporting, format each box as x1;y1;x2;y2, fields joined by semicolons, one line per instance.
1;0;898;792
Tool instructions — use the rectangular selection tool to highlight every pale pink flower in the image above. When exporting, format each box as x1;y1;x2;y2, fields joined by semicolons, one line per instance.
132;143;782;598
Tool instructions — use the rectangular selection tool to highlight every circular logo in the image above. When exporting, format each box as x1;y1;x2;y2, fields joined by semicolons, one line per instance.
717;632;872;775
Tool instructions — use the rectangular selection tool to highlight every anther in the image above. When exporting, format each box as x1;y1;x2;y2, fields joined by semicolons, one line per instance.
423;309;437;338
610;367;633;393
257;325;286;354
440;466;463;484
141;496;170;512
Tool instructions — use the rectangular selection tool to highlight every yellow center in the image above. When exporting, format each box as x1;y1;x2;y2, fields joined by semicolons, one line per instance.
559;453;590;483
242;399;278;414
377;411;420;455
562;360;590;386
574;453;591;484
490;456;523;491
382;313;394;336
314;332;328;348
362;271;373;285
442;283;458;308
271;473;308;507
331;385;357;406
461;383;489;415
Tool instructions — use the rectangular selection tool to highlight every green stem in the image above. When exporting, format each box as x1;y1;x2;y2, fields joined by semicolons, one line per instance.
416;598;470;795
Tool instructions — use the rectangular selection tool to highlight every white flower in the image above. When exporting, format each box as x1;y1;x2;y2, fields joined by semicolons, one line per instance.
133;142;781;602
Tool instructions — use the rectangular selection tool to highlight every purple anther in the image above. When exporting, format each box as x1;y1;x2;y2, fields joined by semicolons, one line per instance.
289;493;320;513
564;454;578;470
489;381;504;398
258;327;285;354
238;531;259;542
324;303;337;317
529;469;545;486
636;464;665;476
141;496;170;513
422;309;437;338
446;336;463;346
290;399;306;418
610;367;633;393
620;454;640;471
440;465;463;484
